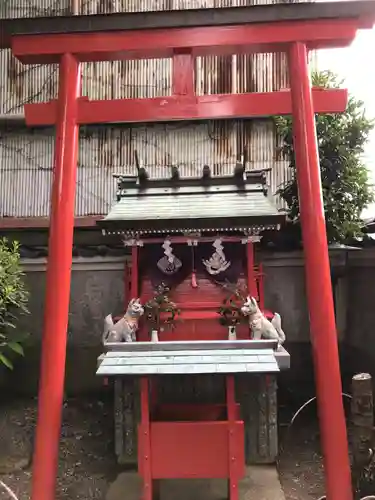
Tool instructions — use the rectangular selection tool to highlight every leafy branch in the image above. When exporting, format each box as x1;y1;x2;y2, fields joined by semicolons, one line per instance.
275;70;375;244
217;281;248;327
0;238;29;369
143;283;181;332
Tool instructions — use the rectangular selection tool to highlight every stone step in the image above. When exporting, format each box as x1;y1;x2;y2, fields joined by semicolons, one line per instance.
105;466;285;500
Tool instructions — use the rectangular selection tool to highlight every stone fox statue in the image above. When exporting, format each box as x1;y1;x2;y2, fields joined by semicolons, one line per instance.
241;296;286;345
102;298;144;344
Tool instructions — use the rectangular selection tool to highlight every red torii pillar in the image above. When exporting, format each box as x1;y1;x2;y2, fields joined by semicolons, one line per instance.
9;11;373;500
288;43;352;500
29;52;81;500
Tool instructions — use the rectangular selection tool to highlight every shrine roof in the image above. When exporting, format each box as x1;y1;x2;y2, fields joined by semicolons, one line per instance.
1;1;375;49
98;172;284;236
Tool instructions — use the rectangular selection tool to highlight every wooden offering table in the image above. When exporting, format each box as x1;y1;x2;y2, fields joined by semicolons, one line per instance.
97;340;289;500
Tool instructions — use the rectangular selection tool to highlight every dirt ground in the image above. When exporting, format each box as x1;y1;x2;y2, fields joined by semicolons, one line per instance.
0;395;355;500
278;419;325;500
0;396;118;500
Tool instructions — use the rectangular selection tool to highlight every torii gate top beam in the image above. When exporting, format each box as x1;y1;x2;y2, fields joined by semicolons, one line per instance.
1;0;375;50
1;0;375;63
3;1;375;125
9;18;367;64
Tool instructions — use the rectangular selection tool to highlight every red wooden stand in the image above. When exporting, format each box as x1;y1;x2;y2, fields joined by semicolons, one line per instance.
138;375;244;500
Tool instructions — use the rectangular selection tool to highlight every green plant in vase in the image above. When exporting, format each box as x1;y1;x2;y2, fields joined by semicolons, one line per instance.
218;282;247;340
143;283;181;342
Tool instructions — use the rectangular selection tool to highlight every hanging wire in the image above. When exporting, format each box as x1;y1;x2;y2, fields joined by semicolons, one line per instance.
277;392;353;459
277;393;375;500
0;480;19;500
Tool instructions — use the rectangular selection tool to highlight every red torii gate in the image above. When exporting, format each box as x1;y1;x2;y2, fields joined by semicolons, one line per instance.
2;2;375;499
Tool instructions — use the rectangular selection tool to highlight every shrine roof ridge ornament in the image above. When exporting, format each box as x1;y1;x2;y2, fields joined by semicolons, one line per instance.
1;0;375;49
98;168;284;236
114;169;269;193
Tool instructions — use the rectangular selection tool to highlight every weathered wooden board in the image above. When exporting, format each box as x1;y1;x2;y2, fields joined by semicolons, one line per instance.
97;348;280;375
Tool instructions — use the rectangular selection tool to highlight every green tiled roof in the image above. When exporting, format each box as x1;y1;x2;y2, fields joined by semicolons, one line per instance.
98;175;284;235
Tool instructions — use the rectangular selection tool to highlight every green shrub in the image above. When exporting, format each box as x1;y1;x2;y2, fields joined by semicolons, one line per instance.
275;71;374;244
0;238;29;369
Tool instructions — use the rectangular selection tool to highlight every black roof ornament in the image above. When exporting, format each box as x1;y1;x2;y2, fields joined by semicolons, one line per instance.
134;150;149;184
234;148;247;182
170;165;180;182
202;165;211;180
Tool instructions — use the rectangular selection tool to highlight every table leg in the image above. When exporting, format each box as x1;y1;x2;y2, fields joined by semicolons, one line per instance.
140;377;152;500
226;375;238;500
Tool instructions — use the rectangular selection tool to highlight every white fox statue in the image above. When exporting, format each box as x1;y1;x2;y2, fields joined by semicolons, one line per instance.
241;296;286;345
102;298;144;344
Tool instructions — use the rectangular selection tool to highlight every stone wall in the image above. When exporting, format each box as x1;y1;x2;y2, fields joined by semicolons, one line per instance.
343;249;375;379
5;245;375;396
9;256;126;395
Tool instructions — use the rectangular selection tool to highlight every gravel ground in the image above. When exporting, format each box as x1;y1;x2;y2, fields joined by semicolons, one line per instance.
0;396;118;500
278;419;325;500
0;395;369;500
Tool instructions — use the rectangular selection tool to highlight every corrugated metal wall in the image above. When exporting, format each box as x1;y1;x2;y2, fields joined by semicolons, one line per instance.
0;0;309;218
0;121;290;217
